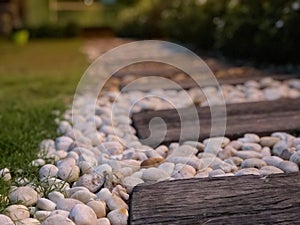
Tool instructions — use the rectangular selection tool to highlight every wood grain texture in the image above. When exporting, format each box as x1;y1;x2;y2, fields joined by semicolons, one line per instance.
129;173;300;225
132;98;300;146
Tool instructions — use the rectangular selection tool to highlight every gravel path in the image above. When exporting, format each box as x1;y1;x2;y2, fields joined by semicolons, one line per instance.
0;39;300;225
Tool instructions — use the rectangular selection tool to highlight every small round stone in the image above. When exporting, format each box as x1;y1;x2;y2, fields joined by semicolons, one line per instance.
0;214;14;225
241;158;267;169
4;204;30;221
141;168;169;182
87;200;106;218
9;186;39;206
42;214;75;225
56;198;83;211
106;195;128;211
259;166;284;175
69;204;97;225
39;164;59;179
278;161;299;173
235;168;260;176
107;208;128;225
36;198;56;211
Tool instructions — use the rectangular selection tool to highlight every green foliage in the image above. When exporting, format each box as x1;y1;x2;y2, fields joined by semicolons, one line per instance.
114;0;300;63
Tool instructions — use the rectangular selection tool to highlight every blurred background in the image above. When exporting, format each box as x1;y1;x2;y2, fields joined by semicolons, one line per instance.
1;0;300;63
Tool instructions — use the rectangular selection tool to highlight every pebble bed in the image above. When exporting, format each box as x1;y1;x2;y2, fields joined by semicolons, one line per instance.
1;77;300;225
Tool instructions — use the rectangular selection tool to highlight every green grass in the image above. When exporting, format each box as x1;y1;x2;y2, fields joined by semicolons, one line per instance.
0;38;88;210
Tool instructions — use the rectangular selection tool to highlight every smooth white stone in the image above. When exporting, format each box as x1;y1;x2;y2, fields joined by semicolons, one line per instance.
57;121;72;134
238;133;260;143
155;145;169;157
15;218;40;225
4;204;30;221
0;214;14;225
9;186;39;206
50;210;69;218
0;168;11;181
69;204;97;225
209;169;226;177
234;150;262;159
211;161;237;173
66;187;90;198
158;162;175;176
263;156;284;167
123;176;144;194
31;159;46;167
87;200;106;218
51;150;68;161
241;143;262;152
97;218;111;225
39;164;59;179
260;136;280;147
66;152;79;162
106;195;128;211
142;168;170;182
55;136;73;151
37;198;56;211
278;161;299;173
241;158;267;169
41;214;75;225
259;166;284;175
226;140;243;149
56;198;83;211
79;161;94;174
261;147;271;157
48;191;64;204
235;168;260;176
40;139;55;152
167;156;202;170
172;164;196;179
96;188;112;202
57;165;80;182
34;211;51;222
107;208;128;225
290;151;300;165
112;185;129;201
70;190;96;204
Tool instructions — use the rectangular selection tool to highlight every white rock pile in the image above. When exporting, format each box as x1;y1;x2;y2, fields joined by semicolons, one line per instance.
1;77;300;225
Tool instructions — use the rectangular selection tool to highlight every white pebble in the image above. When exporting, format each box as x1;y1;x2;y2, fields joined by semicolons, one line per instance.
235;168;260;176
48;191;64;204
4;204;30;221
9;186;39;206
278;161;299;173
241;158;267;169
56;198;83;211
34;211;51;222
107;208;128;225
42;214;75;225
123;176;144;194
97;218;111;225
259;166;284;175
39;164;59;179
87;200;106;218
69;204;97;225
0;168;11;181
36;198;56;211
142;168;170;182
106;195;128;211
